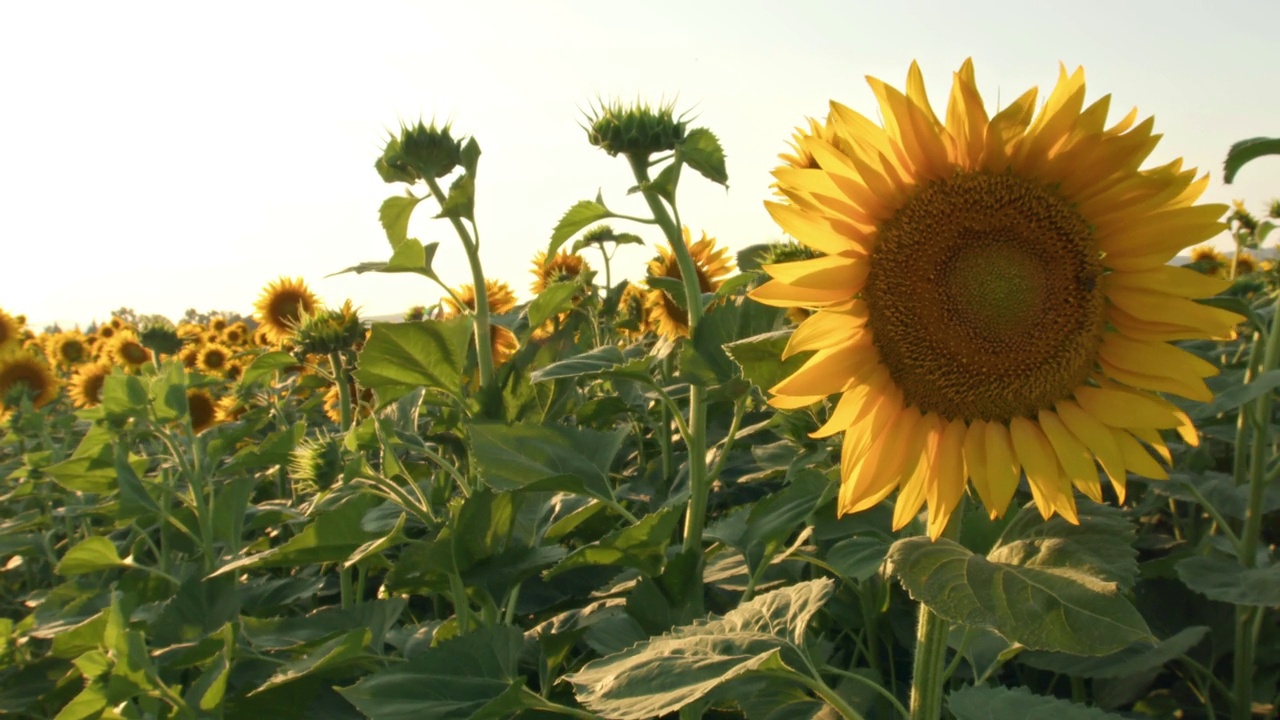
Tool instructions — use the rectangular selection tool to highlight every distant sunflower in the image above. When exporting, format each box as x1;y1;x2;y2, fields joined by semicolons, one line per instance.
751;60;1240;537
1233;251;1258;275
96;323;118;342
214;394;249;424
47;332;89;368
254;276;320;345
615;283;652;339
196;343;233;375
530;250;592;294
441;280;520;367
1188;245;1228;278
0;310;20;355
187;389;218;433
207;316;228;333
69;362;111;409
222;322;249;346
644;228;735;339
109;332;152;372
0;352;60;411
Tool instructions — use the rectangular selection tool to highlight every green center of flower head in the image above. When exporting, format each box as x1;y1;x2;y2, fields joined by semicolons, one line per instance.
865;172;1106;422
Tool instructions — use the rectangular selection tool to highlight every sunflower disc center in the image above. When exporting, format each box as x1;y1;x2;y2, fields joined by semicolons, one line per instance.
865;172;1104;422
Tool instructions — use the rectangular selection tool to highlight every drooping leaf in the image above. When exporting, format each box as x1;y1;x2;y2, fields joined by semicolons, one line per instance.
56;536;126;576
678;127;728;187
1223;136;1280;184
548;199;613;258
530;344;651;384
565;580;833;719
1019;626;1210;679
887;537;1153;655
1175;555;1280;607
211;493;381;575
988;502;1139;590
436;173;475;221
948;685;1127;719
681;297;784;386
379;194;424;247
468;422;624;504
384;239;442;279
240;351;302;388
338;625;534;720
100;373;150;422
354;318;473;402
527;281;581;330
823;536;890;582
547;506;682;578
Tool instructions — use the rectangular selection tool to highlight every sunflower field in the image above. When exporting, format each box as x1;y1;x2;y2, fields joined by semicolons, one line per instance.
2;62;1280;720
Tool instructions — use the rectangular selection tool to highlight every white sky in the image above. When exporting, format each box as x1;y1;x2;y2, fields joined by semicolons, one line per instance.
3;0;1279;328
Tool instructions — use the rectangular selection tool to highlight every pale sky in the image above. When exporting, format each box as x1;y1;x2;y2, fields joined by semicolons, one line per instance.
3;1;1279;329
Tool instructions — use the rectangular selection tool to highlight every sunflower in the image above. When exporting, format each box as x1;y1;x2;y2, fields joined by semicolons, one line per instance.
195;343;233;375
751;60;1240;538
109;331;152;372
1188;245;1228;278
644;228;735;340
187;389;218;433
69;362;112;409
530;250;593;294
214;394;249;424
254;276;320;345
222;322;249;346
207;316;228;333
615;283;653;339
96;323;117;342
47;331;89;369
0;310;20;355
441;280;520;367
0;352;60;411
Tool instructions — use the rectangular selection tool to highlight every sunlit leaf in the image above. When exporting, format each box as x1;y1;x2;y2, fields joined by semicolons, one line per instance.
1223;136;1280;184
354;318;472;402
55;536;126;576
1175;555;1280;607
379;194;424;248
678;127;728;187
548;199;613;258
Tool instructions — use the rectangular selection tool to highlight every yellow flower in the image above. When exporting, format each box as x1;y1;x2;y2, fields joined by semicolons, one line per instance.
69;362;112;409
615;283;653;339
1233;251;1257;275
644;228;735;340
187;388;218;433
195;343;233;376
109;331;152;372
46;331;90;369
1188;245;1228;278
530;250;592;295
0;351;60;411
0;310;21;356
254;276;320;345
441;280;520;367
751;60;1240;538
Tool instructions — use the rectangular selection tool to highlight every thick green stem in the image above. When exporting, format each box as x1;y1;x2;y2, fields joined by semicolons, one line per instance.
909;507;963;720
425;176;494;390
1231;291;1280;720
329;351;353;431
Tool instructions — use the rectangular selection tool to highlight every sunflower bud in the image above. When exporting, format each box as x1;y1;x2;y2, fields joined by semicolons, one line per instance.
586;101;687;158
291;301;364;356
376;121;462;183
289;432;344;495
1269;199;1280;220
1229;199;1259;234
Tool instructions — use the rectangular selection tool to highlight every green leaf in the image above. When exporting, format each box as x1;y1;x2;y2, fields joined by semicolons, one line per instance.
988;502;1138;591
252;628;372;695
183;624;233;711
948;685;1127;719
681;297;784;386
724;330;808;395
548;199;613;258
100;373;150;422
338;625;534;720
384;239;442;279
1223;136;1280;184
1189;368;1280;420
565;580;833;719
678;127;728;187
1019;625;1210;679
1175;555;1280;607
736;470;828;569
823;537;890;582
527;281;581;329
353;318;473;402
44;423;117;493
572;231;644;253
115;449;161;519
436;174;475;220
887;537;1153;655
548;506;682;578
240;351;301;388
459;137;481;176
379;195;424;247
530;344;651;384
56;536;126;576
53;679;110;720
1256;220;1276;244
148;359;188;423
647;161;680;202
212;493;381;575
468;422;623;504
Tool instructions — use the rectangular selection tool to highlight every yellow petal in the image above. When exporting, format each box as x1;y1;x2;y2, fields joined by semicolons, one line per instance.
769;341;879;398
963;419;995;513
764;201;867;256
1103;265;1232;299
784;309;867;359
1073;386;1181;429
893;412;943;530
1055;399;1127;497
1099;205;1228;260
1010;416;1078;523
763;253;869;292
749;279;853;309
1104;286;1243;339
983;421;1021;519
1098;357;1213;403
810;366;891;439
1038;409;1104;503
845;406;926;514
1113;428;1168;481
944;58;989;170
927;418;969;539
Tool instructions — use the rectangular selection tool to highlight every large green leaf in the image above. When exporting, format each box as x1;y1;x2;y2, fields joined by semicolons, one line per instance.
565;579;833;719
526;281;581;329
724;330;808;395
548;198;613;258
988;502;1138;590
252;629;372;695
547;506;682;578
44;424;118;494
468;422;624;504
948;685;1126;719
338;625;535;720
354;318;472;401
887;538;1153;655
1188;368;1280;420
1175;555;1280;607
680;297;784;386
239;351;300;388
55;536;126;576
100;374;150;422
1223;136;1280;184
211;493;381;575
379;194;424;247
1019;625;1209;679
678;127;728;187
530;344;651;384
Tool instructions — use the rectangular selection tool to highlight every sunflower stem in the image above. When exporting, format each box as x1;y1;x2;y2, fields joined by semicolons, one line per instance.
908;505;963;720
1232;291;1280;720
425;176;495;391
329;351;353;432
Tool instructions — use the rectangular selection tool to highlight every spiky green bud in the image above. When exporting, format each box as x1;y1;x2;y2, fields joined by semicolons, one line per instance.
292;301;364;356
585;101;687;158
289;432;344;495
376;121;463;183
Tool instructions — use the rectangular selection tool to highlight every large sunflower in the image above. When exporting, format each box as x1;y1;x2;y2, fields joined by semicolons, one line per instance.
195;343;233;376
751;60;1240;538
530;250;592;294
69;362;112;409
644;228;735;340
441;280;520;367
47;331;90;369
0;352;60;411
109;331;152;372
254;277;321;345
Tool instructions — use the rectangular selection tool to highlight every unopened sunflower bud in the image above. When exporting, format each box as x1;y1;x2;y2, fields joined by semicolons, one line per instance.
292;301;363;356
376;121;463;183
289;433;344;494
586;101;687;158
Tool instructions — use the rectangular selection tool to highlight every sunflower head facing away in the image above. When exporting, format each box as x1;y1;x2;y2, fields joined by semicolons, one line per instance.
1188;245;1229;278
750;60;1241;538
644;228;735;340
254;277;321;345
